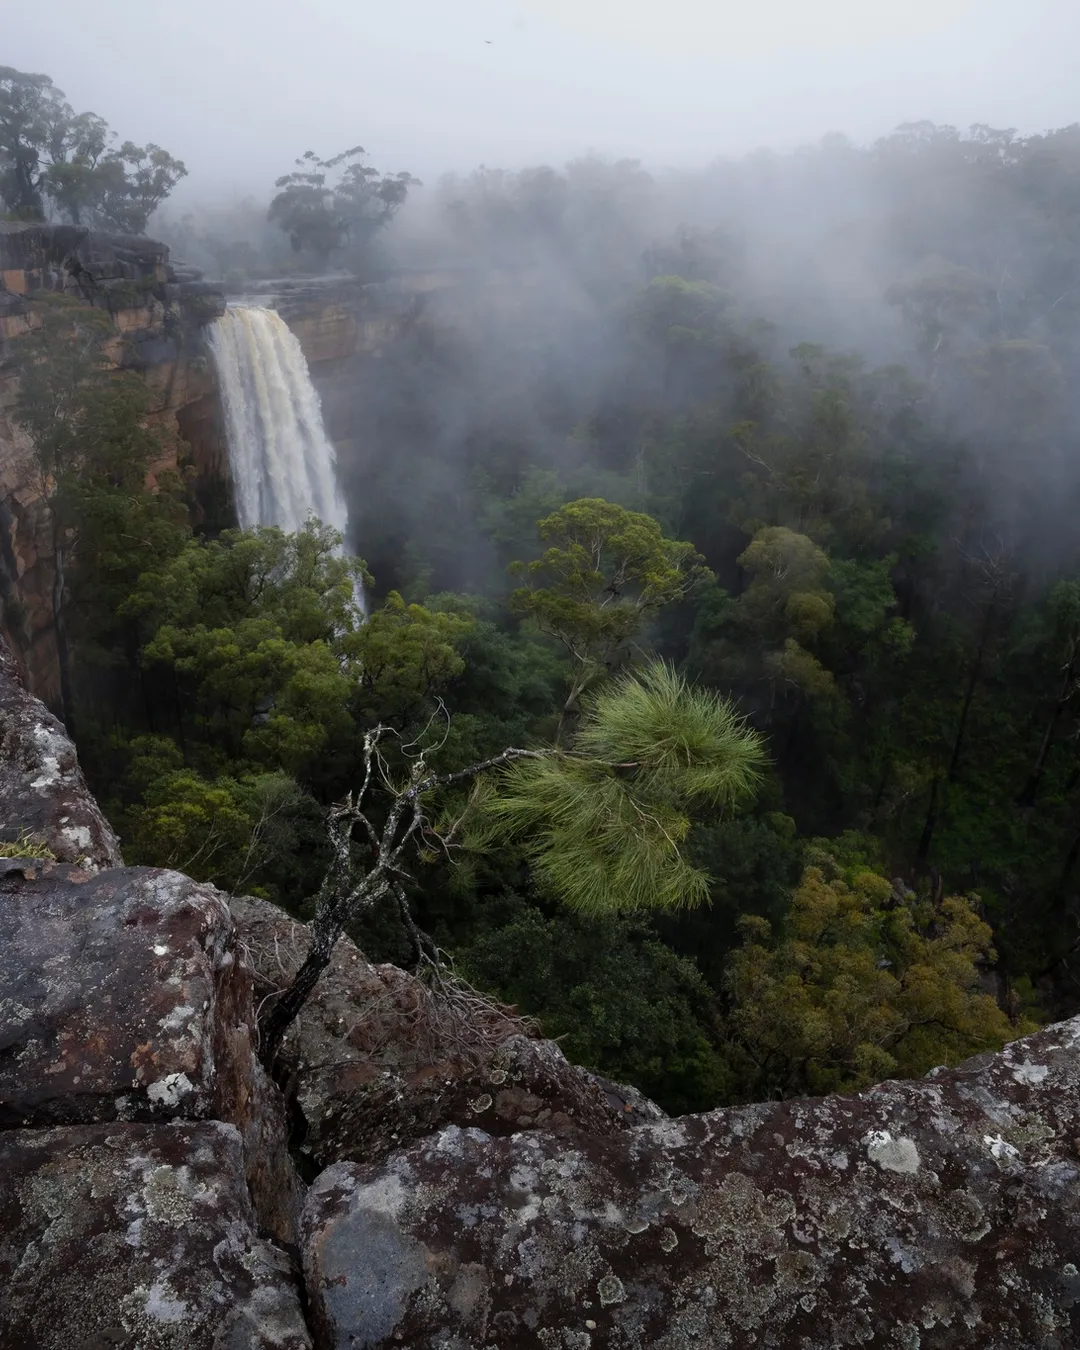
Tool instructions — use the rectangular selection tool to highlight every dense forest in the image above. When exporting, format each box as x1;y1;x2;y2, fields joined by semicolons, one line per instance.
8;64;1080;1109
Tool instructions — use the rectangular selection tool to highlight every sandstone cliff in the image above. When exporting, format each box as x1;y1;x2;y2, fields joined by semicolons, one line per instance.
0;223;228;705
0;233;448;707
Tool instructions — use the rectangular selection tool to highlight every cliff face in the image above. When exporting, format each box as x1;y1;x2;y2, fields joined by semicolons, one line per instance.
0;224;228;704
0;237;455;704
245;271;461;463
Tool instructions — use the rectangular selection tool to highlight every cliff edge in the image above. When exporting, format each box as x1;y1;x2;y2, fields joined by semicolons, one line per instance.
0;640;1079;1348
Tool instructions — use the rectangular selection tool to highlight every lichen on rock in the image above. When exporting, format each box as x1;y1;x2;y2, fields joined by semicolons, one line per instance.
230;894;643;1172
0;641;121;869
301;1017;1080;1348
0;1121;311;1349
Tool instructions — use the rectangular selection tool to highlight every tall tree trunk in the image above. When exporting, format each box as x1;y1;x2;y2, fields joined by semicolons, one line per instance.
946;598;997;784
555;672;589;747
1017;637;1079;808
1055;827;1080;906
916;774;941;865
52;539;76;737
917;598;997;865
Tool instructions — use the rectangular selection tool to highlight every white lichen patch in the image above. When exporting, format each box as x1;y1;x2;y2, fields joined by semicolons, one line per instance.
865;1130;921;1174
152;944;170;957
597;1274;626;1305
146;1072;195;1107
158;1005;196;1034
1012;1060;1049;1086
643;1118;690;1149
354;1170;408;1221
141;1165;200;1226
984;1133;1020;1161
28;725;68;789
61;824;93;851
141;1279;189;1322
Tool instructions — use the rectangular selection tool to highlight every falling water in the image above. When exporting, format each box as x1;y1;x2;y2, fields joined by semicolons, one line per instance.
208;304;351;542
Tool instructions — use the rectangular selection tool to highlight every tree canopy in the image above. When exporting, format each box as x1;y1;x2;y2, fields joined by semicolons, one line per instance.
268;147;418;272
12;110;1080;1111
0;66;185;229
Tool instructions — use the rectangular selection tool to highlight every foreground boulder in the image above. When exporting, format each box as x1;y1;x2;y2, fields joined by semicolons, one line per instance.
0;861;248;1127
0;641;120;868
302;1016;1080;1349
231;895;639;1171
0;1121;310;1349
0;858;303;1243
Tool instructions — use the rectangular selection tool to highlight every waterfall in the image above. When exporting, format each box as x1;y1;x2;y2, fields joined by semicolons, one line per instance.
208;304;351;542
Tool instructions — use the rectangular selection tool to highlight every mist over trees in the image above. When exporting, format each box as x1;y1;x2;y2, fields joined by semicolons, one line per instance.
12;69;1080;1106
268;147;419;273
0;66;186;230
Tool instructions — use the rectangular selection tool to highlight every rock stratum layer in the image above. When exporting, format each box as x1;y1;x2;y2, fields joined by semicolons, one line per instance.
1;637;1080;1348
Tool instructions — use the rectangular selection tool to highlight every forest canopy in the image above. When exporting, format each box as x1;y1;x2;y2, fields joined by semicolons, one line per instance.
9;79;1080;1107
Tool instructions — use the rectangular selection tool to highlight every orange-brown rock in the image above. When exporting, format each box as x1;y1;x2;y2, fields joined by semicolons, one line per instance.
0;225;228;702
230;894;645;1172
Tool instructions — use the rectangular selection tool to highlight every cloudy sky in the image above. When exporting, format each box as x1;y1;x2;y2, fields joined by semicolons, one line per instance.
6;0;1079;198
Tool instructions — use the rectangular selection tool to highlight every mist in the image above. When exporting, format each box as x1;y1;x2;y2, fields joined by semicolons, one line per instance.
6;0;1080;196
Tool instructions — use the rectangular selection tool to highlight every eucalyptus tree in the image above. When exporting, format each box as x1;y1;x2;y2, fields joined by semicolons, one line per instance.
0;65;186;228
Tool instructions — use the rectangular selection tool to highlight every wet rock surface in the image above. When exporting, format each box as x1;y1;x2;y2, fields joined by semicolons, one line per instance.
0;229;227;701
231;895;634;1172
0;641;121;868
302;1017;1080;1349
0;1120;311;1350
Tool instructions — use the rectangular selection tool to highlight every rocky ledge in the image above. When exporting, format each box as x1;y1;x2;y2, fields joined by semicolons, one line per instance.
303;1022;1080;1348
1;641;1080;1348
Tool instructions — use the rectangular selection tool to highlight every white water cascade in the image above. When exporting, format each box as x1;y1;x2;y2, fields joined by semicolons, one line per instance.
208;304;351;542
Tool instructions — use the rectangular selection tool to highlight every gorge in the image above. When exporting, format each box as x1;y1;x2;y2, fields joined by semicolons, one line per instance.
7;89;1080;1345
0;225;415;700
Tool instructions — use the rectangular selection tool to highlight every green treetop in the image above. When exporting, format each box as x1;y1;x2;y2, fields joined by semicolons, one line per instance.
510;497;710;739
722;849;1028;1100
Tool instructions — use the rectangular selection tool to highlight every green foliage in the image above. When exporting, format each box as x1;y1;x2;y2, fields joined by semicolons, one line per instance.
344;591;473;726
11;294;190;731
737;527;835;643
124;524;363;782
721;853;1030;1100
479;661;766;914
119;737;309;897
268;147;418;272
0;831;55;860
22;116;1080;1106
0;66;185;227
457;898;727;1113
663;812;805;986
510;497;710;721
